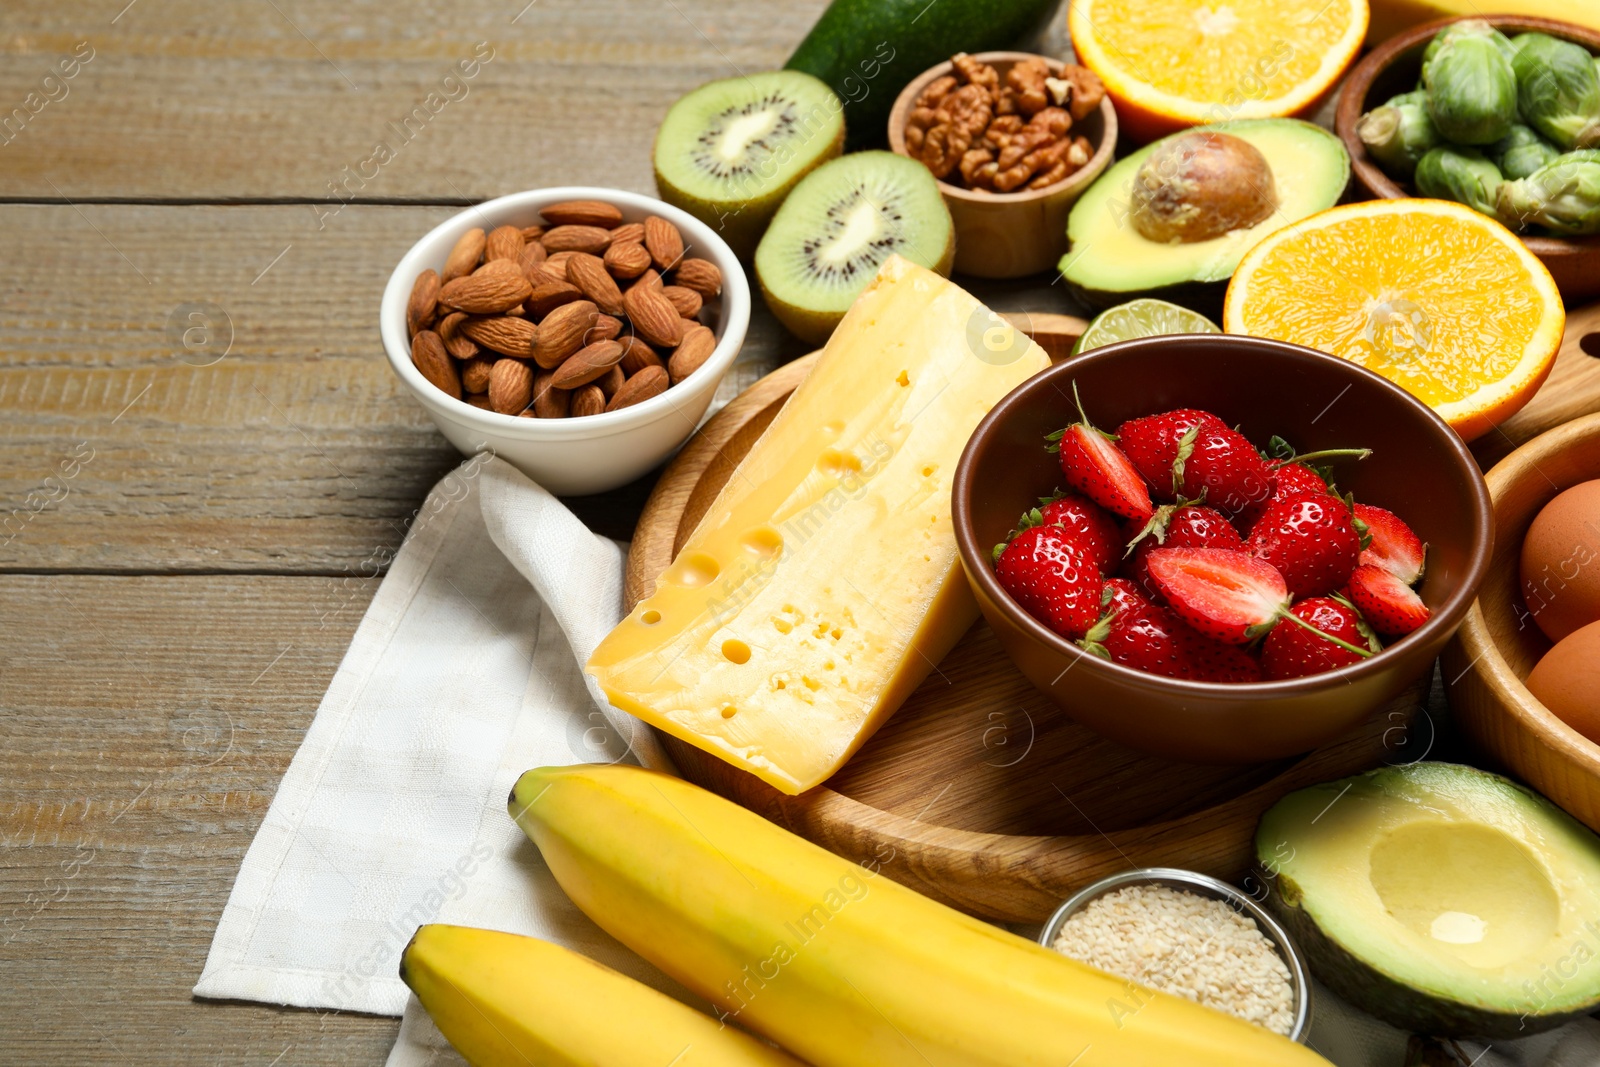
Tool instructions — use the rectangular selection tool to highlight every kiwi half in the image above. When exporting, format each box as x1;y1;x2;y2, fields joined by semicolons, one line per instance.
653;71;845;260
755;151;954;344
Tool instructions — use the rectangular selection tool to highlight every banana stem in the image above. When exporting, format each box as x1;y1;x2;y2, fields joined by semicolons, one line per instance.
1276;608;1374;657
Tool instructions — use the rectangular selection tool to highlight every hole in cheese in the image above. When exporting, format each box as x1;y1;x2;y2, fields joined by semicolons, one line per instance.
817;449;861;477
741;527;783;558
641;609;661;625
722;638;752;664
664;552;720;587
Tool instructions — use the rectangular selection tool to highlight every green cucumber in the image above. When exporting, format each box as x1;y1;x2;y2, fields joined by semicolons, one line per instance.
784;0;1056;150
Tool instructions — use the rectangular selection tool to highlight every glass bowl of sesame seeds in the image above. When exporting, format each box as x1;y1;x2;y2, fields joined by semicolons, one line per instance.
1039;867;1312;1043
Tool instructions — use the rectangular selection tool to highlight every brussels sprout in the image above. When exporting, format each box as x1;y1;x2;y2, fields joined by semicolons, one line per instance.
1359;96;1441;178
1491;123;1562;179
1415;146;1504;216
1497;153;1600;235
1510;33;1600;149
1425;20;1517;66
1424;33;1519;145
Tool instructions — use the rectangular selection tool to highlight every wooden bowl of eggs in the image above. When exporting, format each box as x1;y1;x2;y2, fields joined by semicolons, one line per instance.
1444;413;1600;832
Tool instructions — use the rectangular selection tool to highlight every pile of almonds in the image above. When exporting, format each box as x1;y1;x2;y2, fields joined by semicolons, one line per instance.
905;53;1104;193
404;200;723;418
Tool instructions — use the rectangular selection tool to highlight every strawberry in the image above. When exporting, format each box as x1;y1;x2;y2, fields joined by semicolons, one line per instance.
1246;493;1362;599
1261;597;1379;679
1087;578;1261;682
1273;462;1335;500
1124;504;1245;598
1347;563;1430;636
994;524;1107;640
1035;493;1123;576
1115;409;1227;500
1048;384;1154;522
1173;424;1274;518
1144;547;1291;644
1353;503;1426;584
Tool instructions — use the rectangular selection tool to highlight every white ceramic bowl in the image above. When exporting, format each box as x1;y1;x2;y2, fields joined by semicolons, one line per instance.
380;187;751;495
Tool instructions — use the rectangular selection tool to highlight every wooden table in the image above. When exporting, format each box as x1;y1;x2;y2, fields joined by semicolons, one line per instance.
5;4;1600;1063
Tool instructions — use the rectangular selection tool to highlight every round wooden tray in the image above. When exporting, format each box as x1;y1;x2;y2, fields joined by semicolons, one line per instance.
624;347;1422;924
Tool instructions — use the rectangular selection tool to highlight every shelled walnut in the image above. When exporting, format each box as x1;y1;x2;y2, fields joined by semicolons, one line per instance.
904;53;1105;194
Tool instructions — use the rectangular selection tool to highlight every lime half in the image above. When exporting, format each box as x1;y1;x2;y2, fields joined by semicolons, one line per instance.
1071;299;1220;355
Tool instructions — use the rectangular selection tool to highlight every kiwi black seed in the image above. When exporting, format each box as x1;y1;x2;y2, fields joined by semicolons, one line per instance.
754;151;954;344
653;70;845;259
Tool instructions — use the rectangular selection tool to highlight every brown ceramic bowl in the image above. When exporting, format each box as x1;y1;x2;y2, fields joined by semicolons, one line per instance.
1334;15;1600;305
887;52;1117;279
952;334;1493;764
1444;413;1600;832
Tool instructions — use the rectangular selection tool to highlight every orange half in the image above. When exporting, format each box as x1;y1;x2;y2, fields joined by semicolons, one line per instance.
1223;199;1565;443
1069;0;1369;141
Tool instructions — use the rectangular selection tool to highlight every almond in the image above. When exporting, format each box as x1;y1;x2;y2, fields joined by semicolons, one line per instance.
488;357;534;414
570;383;607;418
644;216;685;270
520;224;547;243
661;285;702;319
533;370;569;418
407;269;440;337
673;258;723;300
587;314;623;344
668;324;717;384
467;394;494;410
551;339;625;389
628;268;663;294
566;252;627;317
533;299;599;369
442;227;486;283
411;330;460;399
623;282;683;348
461;314;536;357
598;364;626;398
603;241;652;280
485;224;526;262
525;280;584;318
611;222;646;245
542;225;613;255
460;354;496;394
518;239;548;281
437;312;479;360
618;335;663;376
543;250;576;279
439;267;532;314
607;365;669;411
541;200;624;229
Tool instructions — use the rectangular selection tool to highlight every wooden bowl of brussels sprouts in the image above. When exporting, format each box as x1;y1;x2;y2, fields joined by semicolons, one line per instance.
1335;15;1600;305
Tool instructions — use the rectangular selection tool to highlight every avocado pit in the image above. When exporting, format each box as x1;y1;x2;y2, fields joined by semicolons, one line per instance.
1130;131;1279;244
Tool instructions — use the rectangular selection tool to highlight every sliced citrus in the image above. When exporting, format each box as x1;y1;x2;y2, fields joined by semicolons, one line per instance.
1068;0;1369;142
1223;199;1564;442
1071;298;1219;354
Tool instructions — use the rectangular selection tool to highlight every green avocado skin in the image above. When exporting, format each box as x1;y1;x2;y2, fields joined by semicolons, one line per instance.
1263;875;1597;1039
785;0;1055;150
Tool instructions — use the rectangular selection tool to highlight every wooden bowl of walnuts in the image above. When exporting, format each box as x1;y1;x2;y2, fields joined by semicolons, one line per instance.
888;51;1117;279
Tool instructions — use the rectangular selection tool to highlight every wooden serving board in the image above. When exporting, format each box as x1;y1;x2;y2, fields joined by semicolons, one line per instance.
623;305;1600;924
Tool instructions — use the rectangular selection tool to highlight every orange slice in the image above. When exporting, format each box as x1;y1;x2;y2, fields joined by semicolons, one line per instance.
1223;199;1565;442
1068;0;1369;142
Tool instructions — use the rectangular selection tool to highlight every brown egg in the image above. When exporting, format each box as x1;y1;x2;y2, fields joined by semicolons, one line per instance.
1526;619;1600;746
1519;479;1600;643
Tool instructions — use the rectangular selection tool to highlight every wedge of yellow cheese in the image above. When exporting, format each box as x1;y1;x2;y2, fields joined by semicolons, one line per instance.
587;256;1049;793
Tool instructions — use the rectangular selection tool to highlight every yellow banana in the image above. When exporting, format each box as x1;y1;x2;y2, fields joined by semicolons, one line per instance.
1369;0;1600;43
509;764;1331;1067
400;924;806;1066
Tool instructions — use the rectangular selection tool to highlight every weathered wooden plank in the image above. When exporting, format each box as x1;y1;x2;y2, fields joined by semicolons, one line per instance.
0;573;399;1064
0;202;810;571
0;0;831;200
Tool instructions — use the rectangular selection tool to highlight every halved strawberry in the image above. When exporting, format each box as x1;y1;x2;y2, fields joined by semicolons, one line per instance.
1246;493;1363;599
1262;597;1378;680
1144;547;1290;644
1353;504;1426;584
1048;385;1154;522
1173;424;1273;518
1036;493;1123;576
1115;409;1227;501
1087;578;1261;682
1124;503;1245;598
1347;563;1430;636
994;524;1107;640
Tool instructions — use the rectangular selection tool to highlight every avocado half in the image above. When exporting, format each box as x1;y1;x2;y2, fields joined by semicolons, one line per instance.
1256;763;1600;1038
1061;119;1349;314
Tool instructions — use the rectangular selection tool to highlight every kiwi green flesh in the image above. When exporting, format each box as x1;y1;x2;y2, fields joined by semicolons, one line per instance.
653;71;845;259
755;150;952;342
